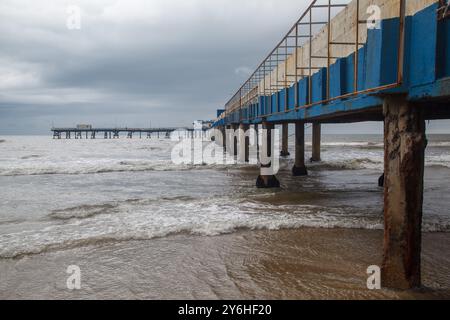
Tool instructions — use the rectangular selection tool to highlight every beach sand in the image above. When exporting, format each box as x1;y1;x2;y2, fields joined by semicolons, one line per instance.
1;227;449;300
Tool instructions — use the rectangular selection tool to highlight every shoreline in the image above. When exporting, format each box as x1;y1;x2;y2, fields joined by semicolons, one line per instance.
1;227;449;300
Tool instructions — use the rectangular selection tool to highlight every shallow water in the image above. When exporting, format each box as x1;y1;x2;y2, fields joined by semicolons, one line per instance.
0;134;449;299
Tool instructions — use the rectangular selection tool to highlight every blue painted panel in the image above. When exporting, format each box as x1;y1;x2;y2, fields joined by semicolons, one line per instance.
265;96;270;115
297;77;309;106
311;68;327;103
357;46;366;91
365;22;383;88
437;18;450;79
329;58;346;98
380;18;400;85
409;3;438;87
279;89;286;111
342;47;366;93
364;18;400;88
343;53;355;95
271;94;277;114
287;85;295;110
259;96;264;115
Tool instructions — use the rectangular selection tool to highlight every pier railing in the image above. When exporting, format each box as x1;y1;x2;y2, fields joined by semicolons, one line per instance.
220;0;407;123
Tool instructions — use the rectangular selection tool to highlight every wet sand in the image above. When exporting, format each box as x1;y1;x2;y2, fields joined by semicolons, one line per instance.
1;227;449;300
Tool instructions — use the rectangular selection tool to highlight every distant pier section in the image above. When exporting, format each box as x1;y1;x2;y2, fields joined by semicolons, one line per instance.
51;124;210;139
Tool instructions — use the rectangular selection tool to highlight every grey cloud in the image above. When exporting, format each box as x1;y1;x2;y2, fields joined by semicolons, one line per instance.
0;0;449;135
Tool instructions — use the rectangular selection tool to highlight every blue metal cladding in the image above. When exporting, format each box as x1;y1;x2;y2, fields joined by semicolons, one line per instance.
329;58;346;98
341;47;366;94
287;85;295;110
297;77;309;106
379;19;400;85
343;53;355;95
311;68;327;103
265;96;270;114
364;18;399;89
271;94;277;114
357;46;367;91
437;18;450;79
409;3;438;87
279;89;286;111
259;96;265;115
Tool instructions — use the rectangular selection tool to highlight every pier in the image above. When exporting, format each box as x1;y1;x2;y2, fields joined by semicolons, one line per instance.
212;0;450;289
51;127;207;139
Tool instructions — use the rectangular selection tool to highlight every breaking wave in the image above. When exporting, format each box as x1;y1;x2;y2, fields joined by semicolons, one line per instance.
2;156;450;176
309;158;382;171
49;203;120;220
0;160;221;177
1;197;449;259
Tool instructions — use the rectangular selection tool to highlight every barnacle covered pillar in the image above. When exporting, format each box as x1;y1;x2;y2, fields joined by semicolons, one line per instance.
382;95;426;289
292;121;308;176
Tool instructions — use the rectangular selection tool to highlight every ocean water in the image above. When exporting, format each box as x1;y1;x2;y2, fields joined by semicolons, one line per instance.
0;134;449;299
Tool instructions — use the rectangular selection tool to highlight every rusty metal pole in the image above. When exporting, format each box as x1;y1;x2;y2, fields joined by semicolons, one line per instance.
292;121;308;176
382;95;426;289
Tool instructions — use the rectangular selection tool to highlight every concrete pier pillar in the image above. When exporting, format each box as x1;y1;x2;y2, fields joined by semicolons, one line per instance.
311;123;321;162
232;124;238;157
220;126;226;151
280;123;290;157
256;121;280;188
292;122;308;176
382;95;426;289
239;124;249;163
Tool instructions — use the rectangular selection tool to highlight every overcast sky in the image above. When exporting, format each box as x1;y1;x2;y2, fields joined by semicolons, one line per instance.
0;0;449;135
